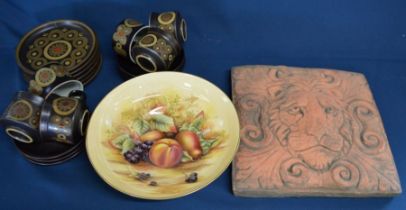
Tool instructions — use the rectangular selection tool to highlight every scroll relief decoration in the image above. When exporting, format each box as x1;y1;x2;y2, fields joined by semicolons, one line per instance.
232;66;400;195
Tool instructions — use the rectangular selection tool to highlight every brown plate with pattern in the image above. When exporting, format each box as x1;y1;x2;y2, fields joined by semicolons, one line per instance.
16;20;97;79
18;140;84;165
77;55;102;85
68;43;100;76
69;52;100;78
23;147;82;165
21;53;101;86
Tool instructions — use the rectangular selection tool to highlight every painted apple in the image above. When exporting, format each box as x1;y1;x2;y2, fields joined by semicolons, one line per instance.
176;131;202;159
140;130;165;142
149;138;183;168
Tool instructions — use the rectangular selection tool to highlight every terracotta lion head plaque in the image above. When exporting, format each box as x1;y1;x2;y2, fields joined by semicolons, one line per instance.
232;66;401;197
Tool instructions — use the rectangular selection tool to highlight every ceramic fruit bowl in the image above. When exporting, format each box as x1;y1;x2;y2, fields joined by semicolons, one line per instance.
86;72;239;199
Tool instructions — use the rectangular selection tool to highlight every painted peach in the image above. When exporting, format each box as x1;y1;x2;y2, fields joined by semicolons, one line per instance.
176;131;202;159
140;130;165;142
149;138;183;168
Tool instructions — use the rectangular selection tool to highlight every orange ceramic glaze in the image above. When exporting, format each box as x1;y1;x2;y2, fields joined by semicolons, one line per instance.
231;65;401;197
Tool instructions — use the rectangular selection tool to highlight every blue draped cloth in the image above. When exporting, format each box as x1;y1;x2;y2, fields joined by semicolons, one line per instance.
0;0;405;209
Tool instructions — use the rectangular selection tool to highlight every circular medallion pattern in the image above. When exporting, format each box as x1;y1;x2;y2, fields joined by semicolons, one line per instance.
35;67;57;87
56;133;69;144
62;58;75;68
62;117;72;127
26;48;42;60
52;97;78;116
124;19;142;28
64;30;79;40
158;12;176;25
33;37;49;47
8;100;33;121
114;43;127;57
48;30;63;39
44;40;72;60
139;34;158;48
51;115;62;124
73;37;88;48
24;26;91;71
30;57;47;69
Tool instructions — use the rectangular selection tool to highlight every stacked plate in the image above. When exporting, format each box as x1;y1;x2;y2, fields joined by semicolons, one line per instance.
16;20;102;85
15;138;84;165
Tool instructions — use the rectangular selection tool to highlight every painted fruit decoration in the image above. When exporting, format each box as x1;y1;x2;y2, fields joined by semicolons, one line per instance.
140;130;165;142
149;138;183;168
176;131;202;160
107;93;224;173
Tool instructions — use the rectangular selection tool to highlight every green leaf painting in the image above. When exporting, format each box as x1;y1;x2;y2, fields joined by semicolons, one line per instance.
132;119;150;135
150;114;177;132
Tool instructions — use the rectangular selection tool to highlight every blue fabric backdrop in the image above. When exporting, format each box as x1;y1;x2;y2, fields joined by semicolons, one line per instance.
0;0;405;209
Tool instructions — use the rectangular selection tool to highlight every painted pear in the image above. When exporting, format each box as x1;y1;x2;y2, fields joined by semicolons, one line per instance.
176;131;202;159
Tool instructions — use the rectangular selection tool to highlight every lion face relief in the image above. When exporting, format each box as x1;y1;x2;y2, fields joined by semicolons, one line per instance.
233;67;401;195
269;83;352;171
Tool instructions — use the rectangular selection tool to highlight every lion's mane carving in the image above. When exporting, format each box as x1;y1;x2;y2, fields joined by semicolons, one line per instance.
267;71;352;171
232;66;401;196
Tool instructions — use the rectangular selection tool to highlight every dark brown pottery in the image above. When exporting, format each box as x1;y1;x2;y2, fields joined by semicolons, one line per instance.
112;18;144;60
28;66;84;99
149;11;187;44
15;136;84;165
16;20;99;83
130;27;182;72
0;91;43;144
39;90;89;145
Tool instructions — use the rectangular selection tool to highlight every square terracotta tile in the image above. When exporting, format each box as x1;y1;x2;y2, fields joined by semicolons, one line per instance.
232;66;401;197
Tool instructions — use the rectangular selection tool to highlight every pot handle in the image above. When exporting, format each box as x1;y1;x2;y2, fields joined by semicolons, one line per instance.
5;127;34;144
